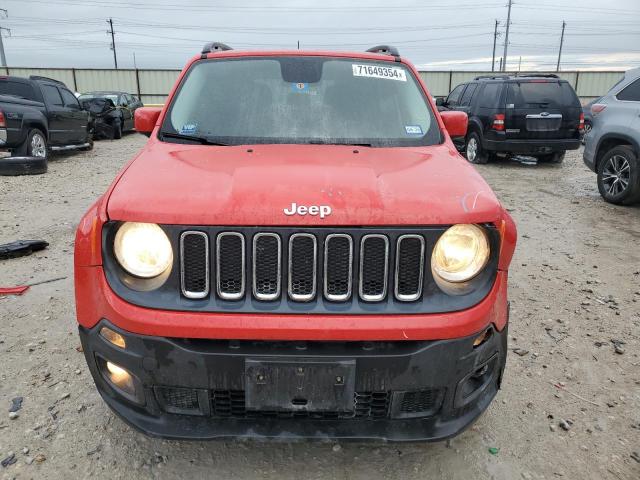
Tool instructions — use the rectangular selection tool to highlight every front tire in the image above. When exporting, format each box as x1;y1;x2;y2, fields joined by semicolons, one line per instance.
464;132;489;164
597;145;640;205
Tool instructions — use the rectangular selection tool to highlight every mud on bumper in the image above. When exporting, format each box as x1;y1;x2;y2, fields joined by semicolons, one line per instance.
79;320;508;442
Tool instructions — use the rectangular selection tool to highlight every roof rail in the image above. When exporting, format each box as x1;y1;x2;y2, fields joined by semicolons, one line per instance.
201;42;233;55
29;75;66;86
474;75;510;80
365;45;400;58
515;73;560;78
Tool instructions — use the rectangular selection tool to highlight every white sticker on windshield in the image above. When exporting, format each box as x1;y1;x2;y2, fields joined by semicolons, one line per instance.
352;64;407;82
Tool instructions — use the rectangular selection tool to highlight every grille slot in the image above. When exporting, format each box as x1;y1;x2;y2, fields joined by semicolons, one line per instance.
394;234;425;302
180;231;209;299
210;390;391;419
252;233;281;300
399;389;439;413
359;234;389;301
324;234;353;301
288;233;317;301
216;232;245;300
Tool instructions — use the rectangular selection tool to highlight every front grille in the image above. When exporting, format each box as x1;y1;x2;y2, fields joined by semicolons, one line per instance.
253;233;281;300
210;390;391;419
288;234;317;301
157;386;200;410
359;235;389;301
180;231;209;299
216;232;245;300
324;234;353;301
395;235;425;301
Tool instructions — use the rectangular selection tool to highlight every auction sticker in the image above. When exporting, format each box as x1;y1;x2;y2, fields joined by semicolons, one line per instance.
352;64;407;81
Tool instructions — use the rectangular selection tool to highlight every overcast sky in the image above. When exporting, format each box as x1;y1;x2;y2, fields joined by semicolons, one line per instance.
2;0;640;71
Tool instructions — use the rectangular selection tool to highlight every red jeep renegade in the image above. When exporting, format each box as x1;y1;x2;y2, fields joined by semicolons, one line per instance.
75;43;516;441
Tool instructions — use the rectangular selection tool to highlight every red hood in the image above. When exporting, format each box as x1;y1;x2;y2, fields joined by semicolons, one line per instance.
107;142;505;226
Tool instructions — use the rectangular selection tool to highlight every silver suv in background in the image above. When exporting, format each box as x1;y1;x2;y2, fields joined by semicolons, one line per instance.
584;67;640;205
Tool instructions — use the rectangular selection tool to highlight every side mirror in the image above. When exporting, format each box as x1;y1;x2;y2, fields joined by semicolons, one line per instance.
134;107;162;137
435;97;445;107
440;110;468;138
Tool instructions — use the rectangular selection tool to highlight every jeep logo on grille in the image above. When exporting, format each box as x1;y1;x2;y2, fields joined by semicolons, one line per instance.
284;202;332;219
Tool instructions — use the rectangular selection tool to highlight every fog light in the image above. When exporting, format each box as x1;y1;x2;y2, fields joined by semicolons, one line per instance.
97;356;143;404
100;327;126;348
106;361;135;394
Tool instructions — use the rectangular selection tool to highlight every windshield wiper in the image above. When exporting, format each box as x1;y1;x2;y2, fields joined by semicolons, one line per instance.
307;140;376;147
161;132;230;146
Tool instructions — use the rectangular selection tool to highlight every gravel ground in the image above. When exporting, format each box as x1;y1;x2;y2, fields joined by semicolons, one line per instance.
1;134;639;480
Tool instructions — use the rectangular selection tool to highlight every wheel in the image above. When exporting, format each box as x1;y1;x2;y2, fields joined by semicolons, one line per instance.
464;132;489;164
583;121;592;136
113;120;123;139
12;128;48;159
597;145;640;205
0;156;47;176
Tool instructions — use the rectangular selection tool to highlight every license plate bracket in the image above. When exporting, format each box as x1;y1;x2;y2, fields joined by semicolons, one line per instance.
245;359;356;413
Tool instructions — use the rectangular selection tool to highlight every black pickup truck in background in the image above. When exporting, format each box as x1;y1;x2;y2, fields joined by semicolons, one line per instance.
0;75;92;161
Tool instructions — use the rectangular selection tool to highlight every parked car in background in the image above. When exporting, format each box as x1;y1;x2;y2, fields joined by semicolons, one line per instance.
77;91;143;139
80;97;122;140
582;97;600;138
437;74;583;164
583;67;640;205
0;75;92;161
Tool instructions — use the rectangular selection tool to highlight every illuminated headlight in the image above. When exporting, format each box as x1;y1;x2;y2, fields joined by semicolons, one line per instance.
431;224;490;283
114;222;173;278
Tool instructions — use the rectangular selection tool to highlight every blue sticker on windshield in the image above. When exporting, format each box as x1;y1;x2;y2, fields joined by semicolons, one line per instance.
292;82;309;93
180;123;197;134
405;125;423;135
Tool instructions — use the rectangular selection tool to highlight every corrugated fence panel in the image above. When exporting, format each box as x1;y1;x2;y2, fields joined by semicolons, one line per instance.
418;71;451;97
575;71;624;97
138;70;180;97
1;67;627;102
7;68;76;90
140;95;168;106
75;69;138;94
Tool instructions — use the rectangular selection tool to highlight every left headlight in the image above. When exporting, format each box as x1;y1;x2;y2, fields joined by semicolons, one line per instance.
431;224;490;283
114;222;173;278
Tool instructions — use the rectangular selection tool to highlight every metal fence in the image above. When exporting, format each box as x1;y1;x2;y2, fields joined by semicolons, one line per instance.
2;67;624;105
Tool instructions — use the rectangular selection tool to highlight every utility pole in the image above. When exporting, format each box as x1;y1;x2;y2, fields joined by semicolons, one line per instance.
502;0;513;72
107;18;118;69
297;40;300;50
0;9;9;68
499;57;503;71
133;52;137;69
492;19;500;72
518;56;522;72
556;21;566;72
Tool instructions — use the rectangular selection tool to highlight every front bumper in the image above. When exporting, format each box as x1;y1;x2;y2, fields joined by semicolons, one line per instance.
484;138;581;154
79;319;508;442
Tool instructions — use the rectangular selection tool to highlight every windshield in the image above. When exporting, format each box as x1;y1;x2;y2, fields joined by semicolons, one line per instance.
161;56;440;147
79;93;119;104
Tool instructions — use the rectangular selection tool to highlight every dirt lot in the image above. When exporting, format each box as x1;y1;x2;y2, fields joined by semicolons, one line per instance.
1;134;639;480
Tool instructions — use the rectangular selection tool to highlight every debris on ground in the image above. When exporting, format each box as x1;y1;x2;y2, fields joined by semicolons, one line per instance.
0;240;48;260
488;447;500;455
1;453;16;468
9;397;23;413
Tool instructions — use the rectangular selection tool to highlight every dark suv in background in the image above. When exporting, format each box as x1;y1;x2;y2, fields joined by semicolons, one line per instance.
438;74;583;164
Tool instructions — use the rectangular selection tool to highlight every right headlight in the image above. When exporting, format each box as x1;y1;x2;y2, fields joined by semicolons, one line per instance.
113;222;173;278
431;224;490;283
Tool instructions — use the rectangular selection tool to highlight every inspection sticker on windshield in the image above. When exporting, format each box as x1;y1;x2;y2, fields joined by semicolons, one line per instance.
404;125;423;135
352;64;407;81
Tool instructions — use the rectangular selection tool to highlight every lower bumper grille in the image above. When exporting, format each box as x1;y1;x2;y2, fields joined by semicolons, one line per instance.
154;387;447;420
